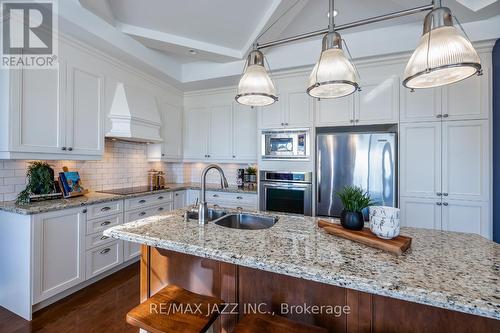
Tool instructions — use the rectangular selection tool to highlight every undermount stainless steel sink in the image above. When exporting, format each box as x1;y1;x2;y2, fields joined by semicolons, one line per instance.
214;213;278;230
186;209;226;222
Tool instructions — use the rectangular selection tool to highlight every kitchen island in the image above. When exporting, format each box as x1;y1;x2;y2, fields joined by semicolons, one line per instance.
104;208;500;332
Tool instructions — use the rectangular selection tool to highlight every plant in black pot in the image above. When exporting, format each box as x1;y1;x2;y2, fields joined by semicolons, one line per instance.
336;186;373;231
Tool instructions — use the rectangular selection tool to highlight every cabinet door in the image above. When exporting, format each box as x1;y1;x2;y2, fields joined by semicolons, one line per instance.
184;107;210;159
162;103;183;160
187;189;200;206
441;200;490;237
65;64;104;156
174;190;186;209
233;103;257;161
355;76;399;125
400;197;442;230
442;120;489;201
315;96;354;126
10;67;65;153
286;91;313;127
259;95;283;128
442;69;489;120
400;88;442;123
209;105;233;160
399;122;442;198
33;208;86;303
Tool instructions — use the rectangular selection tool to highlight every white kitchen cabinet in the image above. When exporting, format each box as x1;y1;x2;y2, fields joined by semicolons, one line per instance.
442;69;489;121
441;200;490;236
152;102;183;161
233;103;257;161
315;95;354;126
400;197;442;230
441;120;489;202
209;105;233;160
400;87;442;123
174;190;186;209
186;189;257;210
399;122;441;198
65;59;104;156
184;107;210;159
86;241;123;279
259;90;313;129
33;208;86;303
355;76;399;125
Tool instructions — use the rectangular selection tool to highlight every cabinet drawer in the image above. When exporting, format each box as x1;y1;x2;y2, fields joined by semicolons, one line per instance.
124;202;174;223
86;214;123;235
85;231;115;250
207;191;257;205
87;200;123;220
125;192;173;210
85;241;123;279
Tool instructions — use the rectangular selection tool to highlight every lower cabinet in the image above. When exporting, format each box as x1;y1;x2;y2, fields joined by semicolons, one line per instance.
86;241;123;279
33;207;86;304
173;190;186;209
186;189;257;210
400;197;442;230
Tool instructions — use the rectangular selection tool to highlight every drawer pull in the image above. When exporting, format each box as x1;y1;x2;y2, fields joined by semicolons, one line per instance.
139;212;147;216
236;196;243;200
100;248;111;255
100;207;111;212
158;196;164;200
158;207;164;211
236;207;243;210
213;194;219;198
100;221;111;226
175;193;179;196
139;200;147;204
100;235;109;240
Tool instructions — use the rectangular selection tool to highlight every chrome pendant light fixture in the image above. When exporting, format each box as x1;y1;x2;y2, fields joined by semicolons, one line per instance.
307;0;359;99
403;1;481;89
235;49;278;107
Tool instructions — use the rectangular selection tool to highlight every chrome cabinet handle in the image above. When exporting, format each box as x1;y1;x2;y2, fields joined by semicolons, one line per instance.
443;114;449;118
82;208;87;214
236;207;243;210
100;221;111;226
436;202;442;206
101;206;111;212
100;248;111;254
233;155;236;158
236;196;243;200
158;207;164;211
281;122;284;126
436;192;442;196
61;147;67;151
443;202;449;206
157;196;164;200
139;212;146;216
161;153;165;157
138;199;146;204
175;193;179;196
285;122;289;126
443;193;448;196
100;235;109;240
67;147;73;151
213;194;219;197
437;114;442;118
207;155;211;158
355;119;359;123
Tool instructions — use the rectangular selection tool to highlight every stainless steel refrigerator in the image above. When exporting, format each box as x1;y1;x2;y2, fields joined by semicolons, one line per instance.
316;126;397;218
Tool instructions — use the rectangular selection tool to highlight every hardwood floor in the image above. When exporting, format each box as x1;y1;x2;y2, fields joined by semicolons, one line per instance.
0;262;140;333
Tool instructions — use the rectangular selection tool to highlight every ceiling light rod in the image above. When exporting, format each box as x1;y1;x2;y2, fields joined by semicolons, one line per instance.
257;3;435;50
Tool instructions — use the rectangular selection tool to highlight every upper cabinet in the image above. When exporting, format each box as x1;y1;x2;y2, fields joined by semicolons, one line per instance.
259;89;313;129
184;107;211;160
315;76;399;127
233;103;257;161
147;101;183;161
400;88;442;123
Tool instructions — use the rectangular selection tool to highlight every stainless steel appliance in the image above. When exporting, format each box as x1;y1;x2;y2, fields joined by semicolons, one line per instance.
259;171;312;216
261;129;310;160
316;125;397;218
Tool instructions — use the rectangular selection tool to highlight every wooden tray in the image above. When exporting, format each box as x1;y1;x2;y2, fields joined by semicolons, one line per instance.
318;220;411;255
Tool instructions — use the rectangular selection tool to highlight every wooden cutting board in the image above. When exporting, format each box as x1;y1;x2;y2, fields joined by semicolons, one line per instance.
318;220;412;255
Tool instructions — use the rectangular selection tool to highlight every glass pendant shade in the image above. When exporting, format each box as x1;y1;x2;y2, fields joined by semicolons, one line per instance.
235;50;277;107
307;32;359;99
403;7;481;89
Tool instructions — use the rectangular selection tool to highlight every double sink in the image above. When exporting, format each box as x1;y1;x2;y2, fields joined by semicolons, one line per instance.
186;209;278;230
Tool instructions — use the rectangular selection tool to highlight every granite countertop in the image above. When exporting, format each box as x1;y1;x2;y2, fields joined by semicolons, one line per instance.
0;183;257;215
104;208;500;320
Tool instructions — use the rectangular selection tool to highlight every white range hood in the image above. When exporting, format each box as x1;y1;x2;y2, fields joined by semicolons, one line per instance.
106;82;162;143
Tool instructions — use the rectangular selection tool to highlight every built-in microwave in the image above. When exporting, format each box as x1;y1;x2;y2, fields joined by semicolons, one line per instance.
261;129;310;160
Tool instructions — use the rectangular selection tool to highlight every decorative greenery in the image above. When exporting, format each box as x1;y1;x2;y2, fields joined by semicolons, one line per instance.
245;165;257;175
336;186;374;212
16;162;55;204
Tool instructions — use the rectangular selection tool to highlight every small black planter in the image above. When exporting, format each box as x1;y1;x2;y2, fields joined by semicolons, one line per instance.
340;210;364;230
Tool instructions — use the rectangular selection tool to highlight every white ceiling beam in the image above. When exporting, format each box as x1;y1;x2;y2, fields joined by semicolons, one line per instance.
455;0;498;11
118;23;242;60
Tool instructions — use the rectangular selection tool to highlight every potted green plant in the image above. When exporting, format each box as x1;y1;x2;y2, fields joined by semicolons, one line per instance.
16;161;56;204
245;165;258;183
336;186;373;230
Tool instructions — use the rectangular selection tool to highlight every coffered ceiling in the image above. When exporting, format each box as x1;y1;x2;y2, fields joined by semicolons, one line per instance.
69;0;500;89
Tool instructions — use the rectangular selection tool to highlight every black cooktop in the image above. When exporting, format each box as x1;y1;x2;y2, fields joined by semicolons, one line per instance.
97;186;167;196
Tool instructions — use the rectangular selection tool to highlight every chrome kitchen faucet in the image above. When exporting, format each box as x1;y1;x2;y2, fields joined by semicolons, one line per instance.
199;164;228;224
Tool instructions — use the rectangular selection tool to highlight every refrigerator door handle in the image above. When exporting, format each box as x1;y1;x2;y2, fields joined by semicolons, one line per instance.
317;147;321;203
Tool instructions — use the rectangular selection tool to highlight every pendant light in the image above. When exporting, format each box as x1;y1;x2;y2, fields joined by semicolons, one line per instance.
235;49;278;107
403;3;481;89
307;0;359;99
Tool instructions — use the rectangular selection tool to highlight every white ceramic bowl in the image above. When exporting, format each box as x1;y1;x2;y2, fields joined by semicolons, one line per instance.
369;213;400;240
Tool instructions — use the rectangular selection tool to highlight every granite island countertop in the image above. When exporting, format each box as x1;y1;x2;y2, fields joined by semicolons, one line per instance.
0;183;257;215
103;208;500;321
